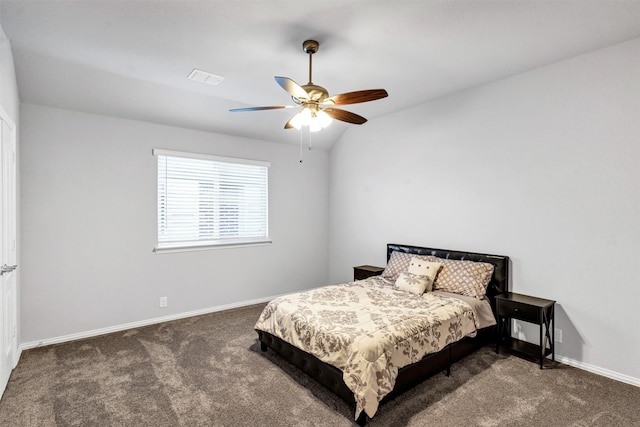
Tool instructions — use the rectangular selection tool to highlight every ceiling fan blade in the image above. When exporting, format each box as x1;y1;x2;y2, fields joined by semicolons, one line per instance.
323;108;368;125
324;89;388;106
275;76;309;100
229;105;294;112
284;116;296;129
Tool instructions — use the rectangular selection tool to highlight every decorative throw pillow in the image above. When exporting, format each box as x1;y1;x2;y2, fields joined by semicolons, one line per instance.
407;257;442;282
395;272;431;295
395;257;442;294
381;251;411;281
382;251;430;282
428;257;495;299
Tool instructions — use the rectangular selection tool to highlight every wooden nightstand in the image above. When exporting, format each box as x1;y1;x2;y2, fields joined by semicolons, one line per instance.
496;292;556;369
353;265;384;281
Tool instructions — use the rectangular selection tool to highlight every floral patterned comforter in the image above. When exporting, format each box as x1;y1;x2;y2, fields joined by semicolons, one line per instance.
254;276;480;419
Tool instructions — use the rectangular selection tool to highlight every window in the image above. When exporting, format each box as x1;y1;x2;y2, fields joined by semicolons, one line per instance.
153;149;270;252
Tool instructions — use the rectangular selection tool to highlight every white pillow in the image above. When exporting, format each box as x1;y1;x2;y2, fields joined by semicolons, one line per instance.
395;272;431;295
407;257;442;282
395;258;443;295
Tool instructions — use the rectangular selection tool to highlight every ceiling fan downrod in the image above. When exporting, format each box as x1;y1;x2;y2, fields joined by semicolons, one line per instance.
302;40;319;85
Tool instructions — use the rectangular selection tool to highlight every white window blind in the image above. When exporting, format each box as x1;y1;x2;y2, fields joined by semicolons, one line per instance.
154;149;270;251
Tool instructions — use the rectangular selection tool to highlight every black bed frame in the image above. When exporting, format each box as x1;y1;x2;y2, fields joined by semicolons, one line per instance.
257;243;509;424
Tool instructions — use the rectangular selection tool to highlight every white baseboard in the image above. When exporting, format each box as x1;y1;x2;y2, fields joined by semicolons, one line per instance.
20;295;274;351
554;354;640;388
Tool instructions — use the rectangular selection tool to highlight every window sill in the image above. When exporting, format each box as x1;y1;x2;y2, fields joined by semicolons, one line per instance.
154;240;272;254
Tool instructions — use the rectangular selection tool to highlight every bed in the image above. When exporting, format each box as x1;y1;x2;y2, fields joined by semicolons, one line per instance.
255;243;509;424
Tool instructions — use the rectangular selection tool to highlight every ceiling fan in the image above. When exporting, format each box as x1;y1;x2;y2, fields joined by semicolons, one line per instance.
229;40;388;132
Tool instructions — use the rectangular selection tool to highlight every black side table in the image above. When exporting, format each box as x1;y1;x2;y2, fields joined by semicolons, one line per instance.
353;265;384;281
495;292;556;369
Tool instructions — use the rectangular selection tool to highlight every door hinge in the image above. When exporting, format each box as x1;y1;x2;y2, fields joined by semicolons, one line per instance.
0;264;17;275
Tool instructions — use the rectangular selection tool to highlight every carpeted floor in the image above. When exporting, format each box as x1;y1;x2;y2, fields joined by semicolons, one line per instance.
1;303;639;426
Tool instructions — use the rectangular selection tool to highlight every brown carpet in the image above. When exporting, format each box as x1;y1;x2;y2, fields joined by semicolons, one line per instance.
1;303;639;426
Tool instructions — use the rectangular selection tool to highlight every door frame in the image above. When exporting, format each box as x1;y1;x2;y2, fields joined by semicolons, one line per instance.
0;104;19;398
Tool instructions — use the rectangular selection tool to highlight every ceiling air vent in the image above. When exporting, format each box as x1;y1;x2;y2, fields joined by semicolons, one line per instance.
188;69;224;86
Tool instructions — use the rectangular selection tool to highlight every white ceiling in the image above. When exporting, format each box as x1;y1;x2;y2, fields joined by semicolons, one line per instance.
2;1;640;149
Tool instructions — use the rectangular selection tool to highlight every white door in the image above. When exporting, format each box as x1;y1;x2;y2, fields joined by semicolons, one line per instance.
0;112;18;397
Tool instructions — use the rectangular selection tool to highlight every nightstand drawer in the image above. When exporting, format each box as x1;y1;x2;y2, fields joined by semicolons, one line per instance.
498;300;540;323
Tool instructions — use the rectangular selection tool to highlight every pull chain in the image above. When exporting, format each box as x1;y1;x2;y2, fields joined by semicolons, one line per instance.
299;127;313;163
299;128;303;163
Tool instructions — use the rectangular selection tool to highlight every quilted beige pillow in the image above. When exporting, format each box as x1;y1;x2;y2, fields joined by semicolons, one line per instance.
429;257;495;299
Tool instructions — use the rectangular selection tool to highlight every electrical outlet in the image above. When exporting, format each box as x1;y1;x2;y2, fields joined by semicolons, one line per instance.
159;296;168;308
554;328;562;343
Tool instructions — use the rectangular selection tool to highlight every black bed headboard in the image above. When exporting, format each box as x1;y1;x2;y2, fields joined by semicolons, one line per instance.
387;243;509;311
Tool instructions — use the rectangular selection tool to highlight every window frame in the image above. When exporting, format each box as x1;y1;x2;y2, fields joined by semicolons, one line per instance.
153;149;271;254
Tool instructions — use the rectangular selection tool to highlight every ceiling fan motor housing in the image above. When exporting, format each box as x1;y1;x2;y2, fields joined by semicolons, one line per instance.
296;84;328;103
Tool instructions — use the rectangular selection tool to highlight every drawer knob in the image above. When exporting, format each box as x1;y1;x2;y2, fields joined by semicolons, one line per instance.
514;308;519;312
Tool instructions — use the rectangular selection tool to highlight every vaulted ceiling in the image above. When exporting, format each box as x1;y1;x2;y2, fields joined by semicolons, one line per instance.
2;1;640;149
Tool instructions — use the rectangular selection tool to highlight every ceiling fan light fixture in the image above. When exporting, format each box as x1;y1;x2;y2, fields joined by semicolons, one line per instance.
309;121;322;133
290;107;332;131
290;108;312;129
315;110;332;128
290;113;303;130
300;107;313;124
